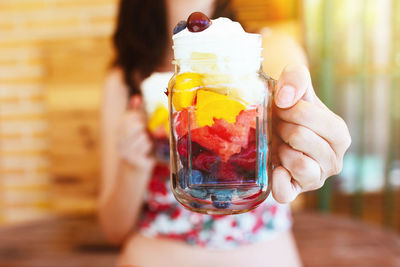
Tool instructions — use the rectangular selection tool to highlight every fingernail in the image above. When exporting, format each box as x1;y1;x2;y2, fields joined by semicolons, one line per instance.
276;85;295;108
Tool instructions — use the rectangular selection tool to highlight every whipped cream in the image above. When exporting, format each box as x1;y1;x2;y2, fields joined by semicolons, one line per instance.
173;18;265;105
173;17;262;74
140;72;172;115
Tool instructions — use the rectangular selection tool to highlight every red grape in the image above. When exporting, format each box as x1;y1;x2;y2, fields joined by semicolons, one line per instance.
187;12;211;33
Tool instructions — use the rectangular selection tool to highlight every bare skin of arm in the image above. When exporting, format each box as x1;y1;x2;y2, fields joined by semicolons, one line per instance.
98;70;154;245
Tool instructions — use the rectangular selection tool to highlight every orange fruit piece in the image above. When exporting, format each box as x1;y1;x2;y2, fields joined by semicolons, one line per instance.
148;106;169;132
195;90;246;127
172;73;203;111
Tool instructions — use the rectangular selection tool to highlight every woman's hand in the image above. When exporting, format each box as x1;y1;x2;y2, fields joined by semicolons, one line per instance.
271;64;351;203
117;96;154;171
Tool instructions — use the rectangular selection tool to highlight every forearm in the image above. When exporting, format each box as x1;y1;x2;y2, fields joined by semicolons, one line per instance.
98;160;153;245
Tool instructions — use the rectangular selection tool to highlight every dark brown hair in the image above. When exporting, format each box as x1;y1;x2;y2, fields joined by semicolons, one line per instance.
113;0;237;96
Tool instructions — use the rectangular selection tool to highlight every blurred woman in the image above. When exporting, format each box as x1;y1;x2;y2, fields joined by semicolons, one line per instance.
98;0;351;266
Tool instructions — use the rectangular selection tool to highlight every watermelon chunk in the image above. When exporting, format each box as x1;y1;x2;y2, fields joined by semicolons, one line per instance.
236;108;261;129
210;118;249;148
191;126;242;162
174;107;198;138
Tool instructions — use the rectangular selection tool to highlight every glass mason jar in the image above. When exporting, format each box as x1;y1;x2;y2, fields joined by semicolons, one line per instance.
168;56;274;215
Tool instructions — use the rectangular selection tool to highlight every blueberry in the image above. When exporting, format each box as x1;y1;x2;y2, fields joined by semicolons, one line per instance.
190;170;204;185
173;20;187;34
212;200;231;209
211;190;232;209
178;168;187;189
189;188;209;199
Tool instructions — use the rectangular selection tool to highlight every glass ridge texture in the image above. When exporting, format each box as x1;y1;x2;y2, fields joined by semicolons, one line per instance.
168;58;274;215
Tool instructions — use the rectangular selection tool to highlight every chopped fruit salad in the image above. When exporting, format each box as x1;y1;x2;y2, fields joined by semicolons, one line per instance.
171;70;266;211
168;12;270;214
173;71;260;174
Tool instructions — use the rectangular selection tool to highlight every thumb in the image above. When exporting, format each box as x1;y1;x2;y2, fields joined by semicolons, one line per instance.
275;64;315;109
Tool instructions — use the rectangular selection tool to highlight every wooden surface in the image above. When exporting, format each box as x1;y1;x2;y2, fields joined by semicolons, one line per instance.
302;191;400;232
293;213;400;267
0;212;399;267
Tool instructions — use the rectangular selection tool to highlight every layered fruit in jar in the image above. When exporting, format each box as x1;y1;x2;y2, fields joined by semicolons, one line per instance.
170;71;270;214
170;14;271;214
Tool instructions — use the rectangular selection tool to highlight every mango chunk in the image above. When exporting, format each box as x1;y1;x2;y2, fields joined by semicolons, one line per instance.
148;105;169;133
172;73;203;111
195;90;246;127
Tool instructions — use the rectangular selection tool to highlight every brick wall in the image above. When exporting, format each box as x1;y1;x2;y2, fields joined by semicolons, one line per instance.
0;0;300;224
0;0;118;224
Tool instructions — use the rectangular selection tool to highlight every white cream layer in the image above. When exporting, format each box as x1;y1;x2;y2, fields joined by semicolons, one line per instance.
140;72;172;115
173;18;265;105
173;17;262;75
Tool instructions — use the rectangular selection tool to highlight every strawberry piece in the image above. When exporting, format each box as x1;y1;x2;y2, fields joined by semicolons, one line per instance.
177;135;202;166
193;151;220;172
177;108;261;162
229;142;257;171
217;162;244;182
177;136;188;159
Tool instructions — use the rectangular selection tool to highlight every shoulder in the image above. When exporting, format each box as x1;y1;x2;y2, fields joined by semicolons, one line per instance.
260;27;308;79
104;67;128;94
102;67;130;110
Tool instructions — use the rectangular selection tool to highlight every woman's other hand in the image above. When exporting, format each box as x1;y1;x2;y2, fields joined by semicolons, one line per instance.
99;71;155;245
117;96;154;171
271;64;351;203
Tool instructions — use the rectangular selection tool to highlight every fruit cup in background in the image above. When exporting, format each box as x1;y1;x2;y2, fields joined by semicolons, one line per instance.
169;13;274;215
141;72;173;163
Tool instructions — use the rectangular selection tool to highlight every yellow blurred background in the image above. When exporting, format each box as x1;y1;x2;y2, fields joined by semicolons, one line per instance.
0;0;301;224
0;0;116;223
0;0;399;235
